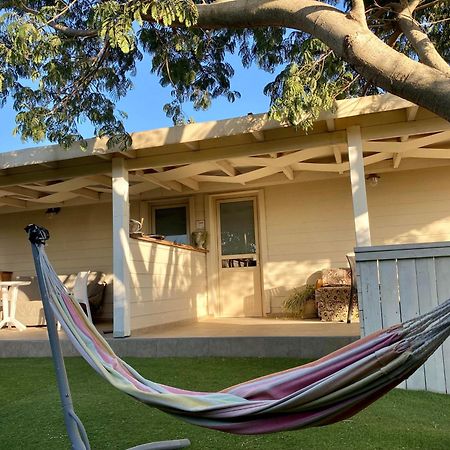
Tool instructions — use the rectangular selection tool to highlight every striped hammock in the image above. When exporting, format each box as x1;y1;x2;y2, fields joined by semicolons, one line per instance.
30;229;450;436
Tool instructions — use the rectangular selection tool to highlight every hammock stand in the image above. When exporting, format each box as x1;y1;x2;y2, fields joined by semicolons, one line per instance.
26;224;450;450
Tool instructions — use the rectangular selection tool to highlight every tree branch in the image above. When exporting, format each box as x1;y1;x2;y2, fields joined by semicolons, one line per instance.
11;1;99;37
48;22;98;38
348;0;368;27
188;0;450;120
397;3;450;76
416;0;447;12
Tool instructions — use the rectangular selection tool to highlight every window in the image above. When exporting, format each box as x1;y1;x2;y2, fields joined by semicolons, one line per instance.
152;205;189;244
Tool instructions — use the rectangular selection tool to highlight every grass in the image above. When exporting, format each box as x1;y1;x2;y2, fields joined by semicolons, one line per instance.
1;357;450;449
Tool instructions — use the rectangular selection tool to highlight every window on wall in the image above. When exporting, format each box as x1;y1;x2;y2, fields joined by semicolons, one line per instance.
152;205;189;244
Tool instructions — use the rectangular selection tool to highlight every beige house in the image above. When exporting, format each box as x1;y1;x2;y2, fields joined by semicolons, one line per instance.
1;93;450;338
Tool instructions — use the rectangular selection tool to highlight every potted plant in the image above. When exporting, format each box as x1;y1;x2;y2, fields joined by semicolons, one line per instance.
282;284;317;319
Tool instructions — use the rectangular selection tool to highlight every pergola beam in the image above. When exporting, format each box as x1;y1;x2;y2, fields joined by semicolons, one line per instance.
71;188;101;200
178;178;200;191
135;171;183;192
282;166;294;181
0;162;111;188
251;131;265;142
0;197;28;208
88;175;112;187
215;160;237;177
0;185;42;199
184;142;200;151
127;131;347;170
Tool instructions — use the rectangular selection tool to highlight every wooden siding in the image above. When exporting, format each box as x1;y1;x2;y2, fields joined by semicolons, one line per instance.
263;166;450;314
128;238;208;330
355;242;450;394
263;179;355;313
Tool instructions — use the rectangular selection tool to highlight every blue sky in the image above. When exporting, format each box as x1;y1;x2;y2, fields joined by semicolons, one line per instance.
0;55;275;153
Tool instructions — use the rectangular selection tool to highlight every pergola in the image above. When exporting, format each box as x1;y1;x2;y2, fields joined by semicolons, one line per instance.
1;93;450;335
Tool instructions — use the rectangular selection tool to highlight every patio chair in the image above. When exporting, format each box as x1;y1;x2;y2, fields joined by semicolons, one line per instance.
25;224;450;449
72;271;92;322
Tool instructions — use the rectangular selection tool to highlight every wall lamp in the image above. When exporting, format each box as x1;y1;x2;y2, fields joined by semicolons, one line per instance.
366;173;381;187
45;207;61;218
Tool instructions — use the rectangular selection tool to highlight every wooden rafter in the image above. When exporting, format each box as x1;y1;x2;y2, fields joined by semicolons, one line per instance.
0;185;42;199
0;197;28;208
135;171;183;192
214;160;236;177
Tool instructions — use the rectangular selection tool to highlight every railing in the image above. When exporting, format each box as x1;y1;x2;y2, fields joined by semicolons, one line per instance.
355;241;450;394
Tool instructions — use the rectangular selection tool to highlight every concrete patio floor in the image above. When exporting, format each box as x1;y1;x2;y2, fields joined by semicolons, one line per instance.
0;317;361;359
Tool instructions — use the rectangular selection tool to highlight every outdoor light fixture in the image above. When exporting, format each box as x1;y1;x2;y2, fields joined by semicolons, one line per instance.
366;173;381;187
45;207;61;218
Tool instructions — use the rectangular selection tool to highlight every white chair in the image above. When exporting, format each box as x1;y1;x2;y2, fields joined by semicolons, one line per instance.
72;271;92;322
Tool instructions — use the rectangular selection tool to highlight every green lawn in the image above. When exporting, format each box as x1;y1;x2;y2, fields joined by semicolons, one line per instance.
1;357;449;449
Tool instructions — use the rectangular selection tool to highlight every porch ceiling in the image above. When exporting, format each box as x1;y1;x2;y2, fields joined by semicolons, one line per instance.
0;94;449;212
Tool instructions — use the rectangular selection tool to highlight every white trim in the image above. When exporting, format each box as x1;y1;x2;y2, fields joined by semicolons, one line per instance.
257;188;270;315
207;190;265;317
112;158;131;337
347;126;372;247
148;200;191;245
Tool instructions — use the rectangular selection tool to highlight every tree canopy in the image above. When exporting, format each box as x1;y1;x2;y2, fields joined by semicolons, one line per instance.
0;0;449;149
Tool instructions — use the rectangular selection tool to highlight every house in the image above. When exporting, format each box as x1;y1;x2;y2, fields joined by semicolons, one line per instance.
1;93;450;343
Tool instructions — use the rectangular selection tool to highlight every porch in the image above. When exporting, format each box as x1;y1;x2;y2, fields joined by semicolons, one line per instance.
0;316;360;358
0;92;450;341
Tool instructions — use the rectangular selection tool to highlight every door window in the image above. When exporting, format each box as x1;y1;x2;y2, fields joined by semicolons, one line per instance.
219;199;257;268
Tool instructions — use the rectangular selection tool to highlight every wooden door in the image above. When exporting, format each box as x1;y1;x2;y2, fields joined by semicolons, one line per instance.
217;198;262;317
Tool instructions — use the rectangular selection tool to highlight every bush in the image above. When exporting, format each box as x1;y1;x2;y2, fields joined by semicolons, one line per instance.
282;284;316;318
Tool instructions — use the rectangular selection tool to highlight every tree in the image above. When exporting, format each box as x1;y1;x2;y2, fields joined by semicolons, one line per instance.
0;0;449;148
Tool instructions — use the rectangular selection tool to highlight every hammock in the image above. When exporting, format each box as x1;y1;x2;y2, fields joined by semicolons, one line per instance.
26;225;450;449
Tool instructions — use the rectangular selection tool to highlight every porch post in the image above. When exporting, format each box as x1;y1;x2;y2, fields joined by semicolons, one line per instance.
347;126;372;247
112;157;131;337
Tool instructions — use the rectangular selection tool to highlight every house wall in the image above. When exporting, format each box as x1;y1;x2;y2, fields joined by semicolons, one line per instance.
128;238;208;330
262;166;450;313
0;203;114;318
1;165;449;325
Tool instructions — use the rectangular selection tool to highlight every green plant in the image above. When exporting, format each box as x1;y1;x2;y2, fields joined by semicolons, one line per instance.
282;284;316;318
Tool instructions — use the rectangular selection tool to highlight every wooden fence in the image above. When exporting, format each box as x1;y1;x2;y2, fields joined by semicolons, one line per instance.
355;241;450;394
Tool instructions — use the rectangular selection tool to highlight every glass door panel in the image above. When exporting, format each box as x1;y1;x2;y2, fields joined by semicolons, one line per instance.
219;200;256;257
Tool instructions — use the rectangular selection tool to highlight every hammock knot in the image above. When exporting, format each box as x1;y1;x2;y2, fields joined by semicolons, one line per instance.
25;224;50;245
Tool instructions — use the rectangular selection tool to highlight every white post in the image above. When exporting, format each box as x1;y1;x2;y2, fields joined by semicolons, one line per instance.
112;157;131;337
347;126;372;247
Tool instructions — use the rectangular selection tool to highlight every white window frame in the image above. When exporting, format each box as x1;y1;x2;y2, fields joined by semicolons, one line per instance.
149;200;193;244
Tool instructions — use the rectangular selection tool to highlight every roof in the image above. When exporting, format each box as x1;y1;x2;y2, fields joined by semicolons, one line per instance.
0;93;449;212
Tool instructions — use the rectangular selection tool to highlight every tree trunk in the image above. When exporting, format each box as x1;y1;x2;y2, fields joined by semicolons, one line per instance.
195;0;450;121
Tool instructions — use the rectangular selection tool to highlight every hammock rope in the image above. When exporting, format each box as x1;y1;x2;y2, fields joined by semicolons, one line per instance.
26;225;450;440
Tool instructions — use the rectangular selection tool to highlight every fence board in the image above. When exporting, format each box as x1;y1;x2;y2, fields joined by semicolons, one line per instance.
378;259;405;389
394;259;426;390
359;261;382;336
415;259;446;393
434;257;450;394
379;260;400;327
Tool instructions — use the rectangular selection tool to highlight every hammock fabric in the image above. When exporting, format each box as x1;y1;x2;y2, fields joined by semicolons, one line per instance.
31;232;450;436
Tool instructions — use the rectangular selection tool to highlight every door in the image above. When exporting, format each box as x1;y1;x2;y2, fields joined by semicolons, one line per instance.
217;198;262;317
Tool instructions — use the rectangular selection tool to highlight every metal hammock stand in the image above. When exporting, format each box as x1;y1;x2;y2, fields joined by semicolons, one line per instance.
25;224;450;450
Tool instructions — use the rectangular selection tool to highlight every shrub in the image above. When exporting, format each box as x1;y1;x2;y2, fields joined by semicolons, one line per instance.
283;284;316;318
